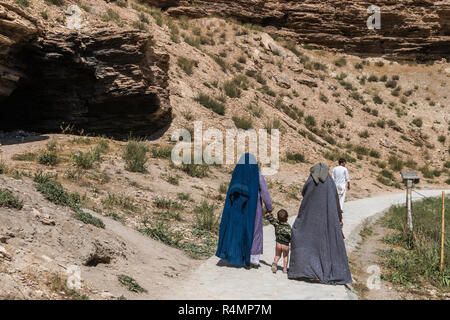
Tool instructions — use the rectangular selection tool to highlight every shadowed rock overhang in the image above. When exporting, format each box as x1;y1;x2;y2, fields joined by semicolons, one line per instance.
0;3;171;139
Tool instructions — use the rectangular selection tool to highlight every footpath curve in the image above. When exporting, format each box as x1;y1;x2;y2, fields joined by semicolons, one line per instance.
169;189;449;300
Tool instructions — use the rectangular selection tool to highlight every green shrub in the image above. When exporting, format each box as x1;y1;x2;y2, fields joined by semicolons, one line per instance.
412;118;423;127
368;75;378;82
12;152;37;161
358;130;370;139
151;145;172;158
15;0;30;7
334;58;347;67
73;148;100;170
122;141;148;173
286;152;306;163
118;275;147;293
39;152;59;166
223;80;241;98
379;198;450;289
181;163;209;178
102;8;120;23
211;55;229;72
75;211;105;228
232;115;253;130
177;56;196;75
33;170;56;184
194;201;219;232
388;156;404;171
0;189;23;209
373;95;383;104
36;181;81;209
194;93;225;115
305;115;316;128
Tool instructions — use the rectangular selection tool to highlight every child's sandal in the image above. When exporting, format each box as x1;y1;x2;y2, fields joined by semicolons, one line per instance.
271;262;277;273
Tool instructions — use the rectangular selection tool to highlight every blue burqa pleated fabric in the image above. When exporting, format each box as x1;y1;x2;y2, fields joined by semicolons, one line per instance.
288;163;352;285
216;153;260;266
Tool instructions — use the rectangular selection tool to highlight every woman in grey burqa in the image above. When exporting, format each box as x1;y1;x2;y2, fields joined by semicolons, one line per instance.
288;163;352;285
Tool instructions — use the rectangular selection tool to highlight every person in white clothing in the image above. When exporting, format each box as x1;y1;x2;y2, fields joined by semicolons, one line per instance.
332;158;350;211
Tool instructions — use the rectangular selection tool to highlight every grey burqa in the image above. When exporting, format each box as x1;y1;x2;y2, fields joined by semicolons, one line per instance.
288;163;352;285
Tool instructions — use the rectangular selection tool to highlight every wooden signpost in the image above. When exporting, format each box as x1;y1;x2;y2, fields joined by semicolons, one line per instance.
400;171;420;232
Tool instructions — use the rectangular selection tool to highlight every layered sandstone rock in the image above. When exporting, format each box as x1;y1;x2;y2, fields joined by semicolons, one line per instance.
0;3;171;138
0;2;40;97
155;0;450;60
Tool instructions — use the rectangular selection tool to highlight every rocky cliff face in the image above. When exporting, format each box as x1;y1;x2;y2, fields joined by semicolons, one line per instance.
0;3;171;138
0;2;40;97
156;0;450;60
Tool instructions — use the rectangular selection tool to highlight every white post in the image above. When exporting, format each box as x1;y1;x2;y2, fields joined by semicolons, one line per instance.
406;179;413;232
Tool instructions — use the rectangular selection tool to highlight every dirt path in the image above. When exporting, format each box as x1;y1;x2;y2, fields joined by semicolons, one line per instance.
166;189;450;300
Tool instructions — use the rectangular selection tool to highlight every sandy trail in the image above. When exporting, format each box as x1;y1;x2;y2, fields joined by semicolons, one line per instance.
166;189;449;300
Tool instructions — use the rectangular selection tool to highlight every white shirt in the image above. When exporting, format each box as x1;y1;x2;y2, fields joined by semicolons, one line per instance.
332;166;350;186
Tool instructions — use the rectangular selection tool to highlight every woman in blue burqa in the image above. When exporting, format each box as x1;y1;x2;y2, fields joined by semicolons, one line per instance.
216;153;272;267
288;162;352;285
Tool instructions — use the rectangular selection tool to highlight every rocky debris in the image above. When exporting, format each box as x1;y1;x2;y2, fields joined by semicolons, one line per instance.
162;0;450;60
259;33;286;57
295;76;317;88
273;73;291;89
0;232;15;244
0;245;12;261
33;208;56;226
0;3;171;138
65;5;83;30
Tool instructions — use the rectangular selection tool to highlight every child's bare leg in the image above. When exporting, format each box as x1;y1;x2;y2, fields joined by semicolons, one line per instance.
274;243;282;263
271;243;282;273
282;245;289;273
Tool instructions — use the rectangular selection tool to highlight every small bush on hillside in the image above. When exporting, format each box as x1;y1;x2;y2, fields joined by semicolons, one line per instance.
33;170;56;184
232;116;253;130
75;211;105;228
39;152;59;166
181;163;209;178
118;275;147;293
15;0;30;8
286;152;306;163
412;118;423;128
334;58;347;67
122;140;148;173
73;148;101;170
373;95;383;104
388;156;404;171
36;181;81;209
194;93;225;115
0;189;23;209
194;201;219;232
358;130;370;139
151;145;172;159
177;56;196;75
12;152;37;161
